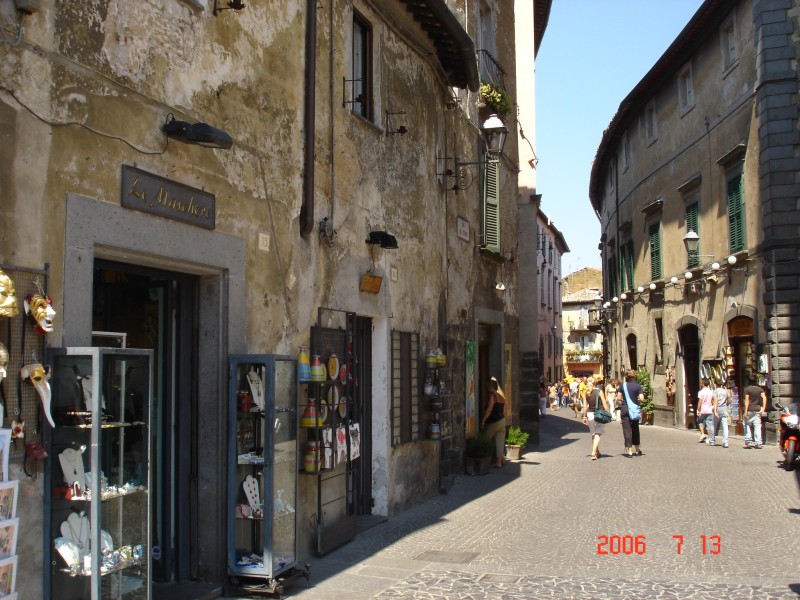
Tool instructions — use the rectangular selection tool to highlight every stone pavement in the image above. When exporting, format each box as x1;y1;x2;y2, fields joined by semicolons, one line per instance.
243;413;800;599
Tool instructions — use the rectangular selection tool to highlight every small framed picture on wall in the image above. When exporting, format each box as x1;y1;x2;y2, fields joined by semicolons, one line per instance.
0;481;18;521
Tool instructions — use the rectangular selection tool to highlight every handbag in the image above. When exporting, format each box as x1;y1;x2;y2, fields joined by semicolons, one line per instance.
622;383;641;421
593;390;613;423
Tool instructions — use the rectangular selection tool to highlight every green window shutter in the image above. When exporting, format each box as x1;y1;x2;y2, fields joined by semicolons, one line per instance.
618;248;627;291
649;223;662;280
483;157;500;253
727;175;744;253
626;240;634;289
686;202;700;268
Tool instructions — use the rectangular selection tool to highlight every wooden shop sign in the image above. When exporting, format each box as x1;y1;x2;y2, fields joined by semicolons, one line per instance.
121;165;215;230
359;273;383;294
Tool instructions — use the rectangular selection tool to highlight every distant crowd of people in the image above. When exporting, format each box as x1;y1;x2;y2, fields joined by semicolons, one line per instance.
535;372;770;461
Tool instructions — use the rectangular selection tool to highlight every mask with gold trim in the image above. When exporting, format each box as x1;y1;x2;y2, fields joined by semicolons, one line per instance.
24;293;56;334
0;271;18;318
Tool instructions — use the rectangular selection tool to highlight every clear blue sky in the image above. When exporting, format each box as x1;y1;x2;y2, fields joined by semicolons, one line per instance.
535;0;705;274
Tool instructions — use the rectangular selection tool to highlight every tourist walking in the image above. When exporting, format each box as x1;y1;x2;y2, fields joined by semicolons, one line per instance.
581;377;609;460
619;370;643;456
711;379;730;448
538;381;547;417
742;376;768;449
696;378;715;444
605;378;619;421
481;377;507;468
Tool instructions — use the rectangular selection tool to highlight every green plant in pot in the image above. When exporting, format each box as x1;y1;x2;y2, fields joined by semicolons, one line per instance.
505;426;529;460
478;83;512;117
465;433;493;458
465;433;493;475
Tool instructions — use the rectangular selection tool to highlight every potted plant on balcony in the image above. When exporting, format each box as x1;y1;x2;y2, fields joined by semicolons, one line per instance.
478;83;512;117
465;433;494;475
505;426;529;460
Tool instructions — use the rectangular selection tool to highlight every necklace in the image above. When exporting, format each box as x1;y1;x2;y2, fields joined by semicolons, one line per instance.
59;449;84;483
66;513;86;549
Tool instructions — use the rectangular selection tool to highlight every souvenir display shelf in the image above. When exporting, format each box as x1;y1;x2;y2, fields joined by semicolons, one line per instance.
44;347;152;600
423;364;452;441
227;355;308;595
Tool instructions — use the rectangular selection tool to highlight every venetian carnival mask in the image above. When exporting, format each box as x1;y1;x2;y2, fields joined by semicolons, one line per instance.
25;293;56;334
0;270;19;318
21;363;55;428
0;342;8;382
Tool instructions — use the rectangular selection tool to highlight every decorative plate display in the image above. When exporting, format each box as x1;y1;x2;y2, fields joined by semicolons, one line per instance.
328;385;339;418
339;364;347;382
338;395;348;419
319;397;329;424
328;354;340;381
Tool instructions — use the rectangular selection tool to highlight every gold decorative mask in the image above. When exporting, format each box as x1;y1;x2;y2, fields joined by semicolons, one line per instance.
0;270;18;318
25;293;56;333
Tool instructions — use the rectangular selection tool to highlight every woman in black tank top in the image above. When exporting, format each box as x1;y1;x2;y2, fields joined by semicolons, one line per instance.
482;377;507;468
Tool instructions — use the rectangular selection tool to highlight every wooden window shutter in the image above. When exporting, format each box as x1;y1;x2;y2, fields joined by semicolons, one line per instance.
483;157;500;253
626;240;634;289
391;330;419;446
649;223;662;280
686;202;700;268
727;175;744;253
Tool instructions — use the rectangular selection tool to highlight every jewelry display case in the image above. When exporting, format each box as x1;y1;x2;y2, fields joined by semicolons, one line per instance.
227;355;308;596
44;347;152;600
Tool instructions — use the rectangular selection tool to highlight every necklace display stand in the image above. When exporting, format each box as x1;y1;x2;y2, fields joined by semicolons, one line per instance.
58;447;86;490
246;368;265;412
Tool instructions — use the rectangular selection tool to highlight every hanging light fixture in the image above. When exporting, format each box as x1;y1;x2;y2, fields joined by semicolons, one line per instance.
162;114;233;149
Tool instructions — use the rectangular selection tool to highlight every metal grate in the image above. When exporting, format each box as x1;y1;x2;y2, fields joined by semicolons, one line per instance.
0;263;48;462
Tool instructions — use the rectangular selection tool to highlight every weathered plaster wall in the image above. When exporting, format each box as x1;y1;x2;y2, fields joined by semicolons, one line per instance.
0;0;521;590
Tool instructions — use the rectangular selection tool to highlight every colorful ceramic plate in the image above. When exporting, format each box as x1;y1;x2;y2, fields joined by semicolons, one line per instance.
319;397;329;424
328;385;339;418
339;364;347;382
338;395;348;419
328;355;340;380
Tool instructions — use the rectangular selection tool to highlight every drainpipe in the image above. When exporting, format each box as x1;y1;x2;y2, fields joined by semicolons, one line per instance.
300;0;317;237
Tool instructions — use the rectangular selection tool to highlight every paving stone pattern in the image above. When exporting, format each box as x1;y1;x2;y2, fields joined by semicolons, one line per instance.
252;413;800;599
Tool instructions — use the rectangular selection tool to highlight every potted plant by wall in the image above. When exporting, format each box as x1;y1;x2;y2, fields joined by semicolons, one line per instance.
505;426;529;460
465;433;494;475
478;82;512;117
635;366;655;424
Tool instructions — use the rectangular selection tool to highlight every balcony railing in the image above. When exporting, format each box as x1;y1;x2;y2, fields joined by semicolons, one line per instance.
477;49;506;88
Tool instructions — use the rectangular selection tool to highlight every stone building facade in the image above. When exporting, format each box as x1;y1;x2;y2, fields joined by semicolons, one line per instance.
588;0;799;433
0;0;547;596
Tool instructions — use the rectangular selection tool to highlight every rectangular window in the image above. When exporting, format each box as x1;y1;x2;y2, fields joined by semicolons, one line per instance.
686;202;700;267
623;240;634;289
391;330;419;446
645;99;657;143
608;163;614;193
352;13;373;120
606;254;618;299
722;16;737;69
655;317;664;365
649;223;663;280
726;173;744;253
621;133;630;171
679;65;694;112
619;247;628;291
483;156;500;253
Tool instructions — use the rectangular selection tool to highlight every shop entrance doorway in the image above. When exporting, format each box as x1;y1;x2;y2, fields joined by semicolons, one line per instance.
92;261;198;587
679;325;700;429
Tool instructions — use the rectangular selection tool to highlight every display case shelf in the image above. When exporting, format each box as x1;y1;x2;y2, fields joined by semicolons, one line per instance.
45;347;153;600
227;355;306;589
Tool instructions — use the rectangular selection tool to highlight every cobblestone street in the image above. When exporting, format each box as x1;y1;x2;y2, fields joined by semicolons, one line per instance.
272;413;800;599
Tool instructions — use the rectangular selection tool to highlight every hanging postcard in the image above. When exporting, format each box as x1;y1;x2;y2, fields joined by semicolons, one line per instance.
349;422;361;461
